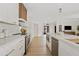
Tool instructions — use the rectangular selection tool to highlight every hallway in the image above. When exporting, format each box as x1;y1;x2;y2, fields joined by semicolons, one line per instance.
26;36;51;56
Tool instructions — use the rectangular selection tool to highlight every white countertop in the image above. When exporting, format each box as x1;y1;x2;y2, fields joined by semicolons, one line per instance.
51;33;79;39
0;35;21;45
51;33;79;48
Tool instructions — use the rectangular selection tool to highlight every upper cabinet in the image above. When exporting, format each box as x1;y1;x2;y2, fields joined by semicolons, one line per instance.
0;3;18;24
19;3;27;20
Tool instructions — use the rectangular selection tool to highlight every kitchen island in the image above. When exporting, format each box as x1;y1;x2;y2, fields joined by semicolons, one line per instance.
50;33;79;56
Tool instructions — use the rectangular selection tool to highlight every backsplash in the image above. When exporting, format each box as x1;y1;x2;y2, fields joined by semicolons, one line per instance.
0;21;20;37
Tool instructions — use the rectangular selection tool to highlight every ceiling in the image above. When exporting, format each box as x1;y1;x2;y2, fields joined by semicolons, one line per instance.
24;3;79;23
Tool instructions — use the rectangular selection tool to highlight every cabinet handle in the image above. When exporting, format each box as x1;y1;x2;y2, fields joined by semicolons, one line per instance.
5;49;15;56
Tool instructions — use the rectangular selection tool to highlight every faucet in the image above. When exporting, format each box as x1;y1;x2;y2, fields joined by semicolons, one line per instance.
2;29;6;38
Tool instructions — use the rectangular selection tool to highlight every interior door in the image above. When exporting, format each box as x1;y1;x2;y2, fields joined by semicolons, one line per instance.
34;24;38;37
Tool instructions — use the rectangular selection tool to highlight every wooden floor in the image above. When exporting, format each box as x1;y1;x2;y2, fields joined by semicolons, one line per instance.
26;36;51;56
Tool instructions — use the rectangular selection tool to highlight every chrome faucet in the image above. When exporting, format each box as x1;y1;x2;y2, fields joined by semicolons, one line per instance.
2;29;6;38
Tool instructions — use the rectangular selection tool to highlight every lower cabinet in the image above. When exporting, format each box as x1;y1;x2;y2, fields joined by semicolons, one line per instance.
17;40;25;56
5;48;17;56
5;38;25;56
51;37;58;56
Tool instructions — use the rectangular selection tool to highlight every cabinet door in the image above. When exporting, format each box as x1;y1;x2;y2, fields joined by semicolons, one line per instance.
19;44;25;55
54;39;58;56
20;39;25;55
5;46;17;56
52;37;58;56
6;40;25;56
7;49;16;56
17;39;25;56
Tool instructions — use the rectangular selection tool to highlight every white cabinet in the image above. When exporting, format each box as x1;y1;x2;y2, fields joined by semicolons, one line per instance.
7;39;25;56
16;39;25;56
0;36;25;56
6;49;16;56
19;40;25;55
5;44;18;56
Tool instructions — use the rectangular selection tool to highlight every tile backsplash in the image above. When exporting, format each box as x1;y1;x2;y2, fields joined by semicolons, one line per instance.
0;22;20;37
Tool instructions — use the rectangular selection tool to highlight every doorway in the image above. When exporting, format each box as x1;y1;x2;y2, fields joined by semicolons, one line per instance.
34;24;38;37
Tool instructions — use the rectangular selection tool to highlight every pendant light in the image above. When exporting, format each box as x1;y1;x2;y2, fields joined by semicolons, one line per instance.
59;8;62;13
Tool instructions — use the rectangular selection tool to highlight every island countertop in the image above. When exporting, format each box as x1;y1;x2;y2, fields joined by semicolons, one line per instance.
50;33;79;48
50;33;79;56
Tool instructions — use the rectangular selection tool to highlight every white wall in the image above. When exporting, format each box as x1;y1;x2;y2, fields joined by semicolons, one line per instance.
0;3;18;24
38;23;44;36
27;21;35;39
0;3;19;38
28;18;79;37
56;18;79;33
25;3;79;36
25;3;79;37
49;22;56;34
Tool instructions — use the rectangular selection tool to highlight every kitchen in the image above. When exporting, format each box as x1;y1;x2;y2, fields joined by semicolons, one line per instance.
0;3;79;56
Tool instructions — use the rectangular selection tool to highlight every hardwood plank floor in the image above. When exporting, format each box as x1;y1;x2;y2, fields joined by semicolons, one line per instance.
26;36;51;56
